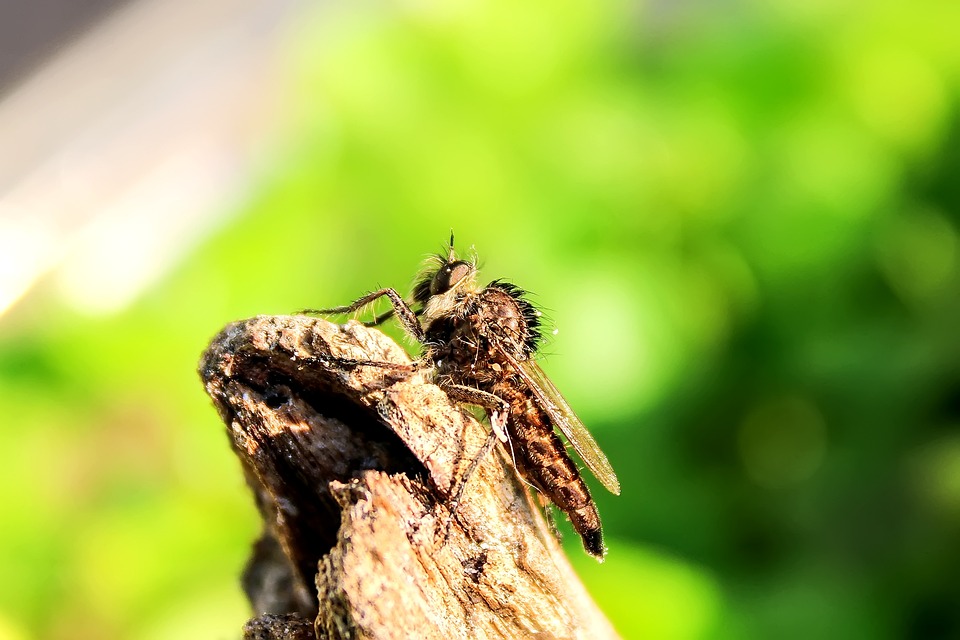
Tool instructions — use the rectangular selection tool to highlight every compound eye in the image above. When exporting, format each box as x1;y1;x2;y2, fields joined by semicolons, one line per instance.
431;260;472;295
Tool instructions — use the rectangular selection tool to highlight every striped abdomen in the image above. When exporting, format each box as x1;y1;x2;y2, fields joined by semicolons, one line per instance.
493;379;603;557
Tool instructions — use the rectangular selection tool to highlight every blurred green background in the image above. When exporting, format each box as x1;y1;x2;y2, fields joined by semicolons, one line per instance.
3;0;960;638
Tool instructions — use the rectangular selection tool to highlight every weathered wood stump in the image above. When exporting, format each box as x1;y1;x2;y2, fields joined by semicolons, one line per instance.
199;315;619;640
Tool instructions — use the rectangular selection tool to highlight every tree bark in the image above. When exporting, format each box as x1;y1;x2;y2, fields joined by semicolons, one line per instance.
199;315;619;640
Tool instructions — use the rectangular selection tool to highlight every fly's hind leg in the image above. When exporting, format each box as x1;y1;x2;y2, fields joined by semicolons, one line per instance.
435;384;513;545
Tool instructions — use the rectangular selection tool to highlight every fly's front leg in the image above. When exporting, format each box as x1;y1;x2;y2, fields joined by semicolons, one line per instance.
364;307;397;327
299;288;424;342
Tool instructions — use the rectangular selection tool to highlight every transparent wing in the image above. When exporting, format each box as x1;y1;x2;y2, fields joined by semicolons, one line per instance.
501;350;621;495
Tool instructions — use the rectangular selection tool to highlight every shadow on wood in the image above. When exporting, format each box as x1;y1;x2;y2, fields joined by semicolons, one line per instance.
199;315;619;640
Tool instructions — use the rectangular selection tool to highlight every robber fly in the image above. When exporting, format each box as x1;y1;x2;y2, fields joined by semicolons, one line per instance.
306;236;620;558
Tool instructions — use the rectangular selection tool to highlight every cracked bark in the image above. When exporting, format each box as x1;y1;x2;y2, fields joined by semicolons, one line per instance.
199;315;619;640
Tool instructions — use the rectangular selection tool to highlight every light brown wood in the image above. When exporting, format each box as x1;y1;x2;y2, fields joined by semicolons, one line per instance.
199;315;619;640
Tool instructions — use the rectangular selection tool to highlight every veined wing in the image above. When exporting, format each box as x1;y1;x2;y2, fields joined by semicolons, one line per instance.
500;349;621;495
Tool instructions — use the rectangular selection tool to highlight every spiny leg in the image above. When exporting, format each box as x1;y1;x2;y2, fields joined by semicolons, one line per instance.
441;384;510;443
438;423;501;546
299;287;424;341
451;425;499;509
295;354;418;373
438;384;513;534
364;307;398;327
291;355;417;391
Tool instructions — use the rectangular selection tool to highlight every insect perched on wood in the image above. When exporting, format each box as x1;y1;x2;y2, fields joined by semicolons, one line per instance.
305;236;620;558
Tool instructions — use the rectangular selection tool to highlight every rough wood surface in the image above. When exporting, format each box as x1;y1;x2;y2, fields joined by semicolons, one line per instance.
199;315;619;640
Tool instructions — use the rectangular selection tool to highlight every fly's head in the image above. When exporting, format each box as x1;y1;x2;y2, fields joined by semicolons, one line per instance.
413;243;478;326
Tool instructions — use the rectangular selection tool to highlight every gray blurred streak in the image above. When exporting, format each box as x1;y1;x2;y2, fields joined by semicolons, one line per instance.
0;0;131;94
0;0;306;316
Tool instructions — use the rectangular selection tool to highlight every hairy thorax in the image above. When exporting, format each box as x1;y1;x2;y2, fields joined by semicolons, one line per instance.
425;286;530;389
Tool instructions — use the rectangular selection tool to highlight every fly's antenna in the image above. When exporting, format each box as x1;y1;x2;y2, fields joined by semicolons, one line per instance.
448;230;456;261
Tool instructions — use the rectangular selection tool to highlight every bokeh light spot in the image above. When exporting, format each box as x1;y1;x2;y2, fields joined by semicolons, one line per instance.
846;47;947;156
738;395;827;489
875;208;958;306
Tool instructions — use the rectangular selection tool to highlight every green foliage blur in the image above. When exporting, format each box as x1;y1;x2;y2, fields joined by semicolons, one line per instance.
3;0;960;638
